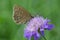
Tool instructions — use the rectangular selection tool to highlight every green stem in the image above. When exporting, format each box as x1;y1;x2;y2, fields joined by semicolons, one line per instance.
40;33;47;40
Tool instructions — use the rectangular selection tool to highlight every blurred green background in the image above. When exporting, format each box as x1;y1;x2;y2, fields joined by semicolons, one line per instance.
0;0;60;40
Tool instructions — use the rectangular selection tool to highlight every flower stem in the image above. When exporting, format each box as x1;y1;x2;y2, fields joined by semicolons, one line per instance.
40;33;47;40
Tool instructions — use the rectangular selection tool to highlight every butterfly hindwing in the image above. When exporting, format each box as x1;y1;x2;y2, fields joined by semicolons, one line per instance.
13;5;32;24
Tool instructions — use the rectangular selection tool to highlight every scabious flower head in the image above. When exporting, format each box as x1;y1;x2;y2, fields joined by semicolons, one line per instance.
24;16;54;40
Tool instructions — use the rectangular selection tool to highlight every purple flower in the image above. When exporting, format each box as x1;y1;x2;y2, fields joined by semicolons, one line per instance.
24;16;54;40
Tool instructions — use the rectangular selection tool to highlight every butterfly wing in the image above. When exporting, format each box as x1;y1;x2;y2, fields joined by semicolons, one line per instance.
13;5;32;24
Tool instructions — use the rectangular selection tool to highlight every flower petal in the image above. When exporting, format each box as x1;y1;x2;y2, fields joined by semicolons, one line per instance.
46;24;54;30
24;30;32;39
34;32;40;40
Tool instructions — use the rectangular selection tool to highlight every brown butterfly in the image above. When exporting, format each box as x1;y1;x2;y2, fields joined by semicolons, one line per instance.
13;5;33;24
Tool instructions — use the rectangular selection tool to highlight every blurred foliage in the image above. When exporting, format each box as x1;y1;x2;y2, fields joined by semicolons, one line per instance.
0;0;60;40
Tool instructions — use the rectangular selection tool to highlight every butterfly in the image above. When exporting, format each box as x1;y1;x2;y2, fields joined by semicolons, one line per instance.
13;5;33;24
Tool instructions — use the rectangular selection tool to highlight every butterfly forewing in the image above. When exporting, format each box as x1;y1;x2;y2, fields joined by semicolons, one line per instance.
13;5;32;24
